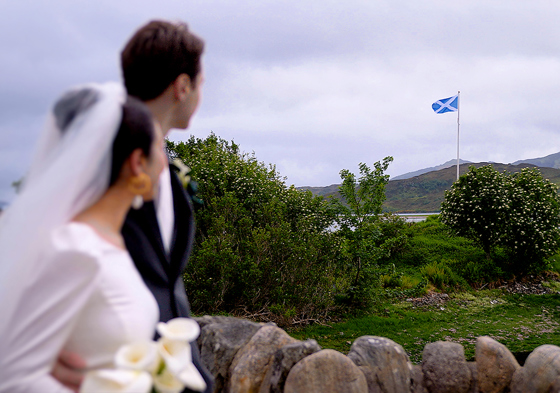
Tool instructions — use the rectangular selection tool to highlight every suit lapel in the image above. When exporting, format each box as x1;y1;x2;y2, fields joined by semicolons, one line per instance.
169;168;195;279
125;164;194;285
126;201;170;281
141;201;169;263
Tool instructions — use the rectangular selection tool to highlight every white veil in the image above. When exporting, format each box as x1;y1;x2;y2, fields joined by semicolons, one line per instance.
0;82;126;349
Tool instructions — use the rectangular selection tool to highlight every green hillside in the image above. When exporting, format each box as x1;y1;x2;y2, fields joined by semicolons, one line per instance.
301;163;560;213
513;151;560;168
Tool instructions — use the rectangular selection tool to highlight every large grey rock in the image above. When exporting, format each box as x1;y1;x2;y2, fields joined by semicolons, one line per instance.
284;349;368;393
347;336;411;393
475;336;519;393
549;375;560;392
410;364;429;393
198;318;262;393
422;341;471;393
259;339;321;393
194;315;257;330
511;345;560;393
228;324;298;393
467;362;478;393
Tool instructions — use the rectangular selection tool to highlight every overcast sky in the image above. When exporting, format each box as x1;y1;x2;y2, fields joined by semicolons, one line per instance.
2;0;560;203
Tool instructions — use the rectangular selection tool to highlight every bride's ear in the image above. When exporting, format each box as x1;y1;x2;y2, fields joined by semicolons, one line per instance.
128;148;148;177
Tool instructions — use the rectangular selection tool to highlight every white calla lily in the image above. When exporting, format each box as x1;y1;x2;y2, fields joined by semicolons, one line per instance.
153;369;185;393
114;341;159;372
83;318;205;393
80;369;152;393
178;361;207;392
156;317;200;342
157;337;192;375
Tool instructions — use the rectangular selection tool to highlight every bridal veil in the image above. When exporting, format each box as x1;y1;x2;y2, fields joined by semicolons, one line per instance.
0;82;126;353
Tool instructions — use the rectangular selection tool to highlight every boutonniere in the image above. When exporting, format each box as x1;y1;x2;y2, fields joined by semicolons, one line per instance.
172;159;203;206
172;158;191;189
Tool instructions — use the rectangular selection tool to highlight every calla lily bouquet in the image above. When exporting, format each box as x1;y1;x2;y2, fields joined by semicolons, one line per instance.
80;318;206;393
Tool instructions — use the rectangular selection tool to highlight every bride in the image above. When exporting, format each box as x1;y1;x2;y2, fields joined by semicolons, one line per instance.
0;82;202;392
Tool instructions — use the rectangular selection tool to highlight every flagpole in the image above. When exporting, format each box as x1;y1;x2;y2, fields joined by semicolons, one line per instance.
456;91;460;181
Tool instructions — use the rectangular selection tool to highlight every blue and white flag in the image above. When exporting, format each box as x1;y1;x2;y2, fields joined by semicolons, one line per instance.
432;95;458;114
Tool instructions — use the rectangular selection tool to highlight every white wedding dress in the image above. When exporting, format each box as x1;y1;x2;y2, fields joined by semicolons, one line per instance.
0;222;159;393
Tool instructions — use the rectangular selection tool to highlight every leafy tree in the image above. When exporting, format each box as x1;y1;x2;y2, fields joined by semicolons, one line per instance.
440;165;560;274
167;134;341;320
330;157;394;306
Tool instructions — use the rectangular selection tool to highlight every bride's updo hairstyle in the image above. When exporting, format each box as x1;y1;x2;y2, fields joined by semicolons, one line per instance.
109;97;155;186
51;88;156;188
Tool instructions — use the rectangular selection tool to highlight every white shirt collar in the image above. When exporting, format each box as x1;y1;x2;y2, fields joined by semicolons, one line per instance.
155;166;174;253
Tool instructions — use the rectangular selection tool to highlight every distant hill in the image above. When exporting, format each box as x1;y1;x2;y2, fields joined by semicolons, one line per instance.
300;162;560;213
512;151;560;169
300;184;340;198
391;159;472;180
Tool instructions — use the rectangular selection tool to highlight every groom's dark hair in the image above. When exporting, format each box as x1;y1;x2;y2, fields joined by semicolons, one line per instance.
121;20;204;101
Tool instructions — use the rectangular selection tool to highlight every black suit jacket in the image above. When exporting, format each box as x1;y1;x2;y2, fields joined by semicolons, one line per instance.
122;165;213;392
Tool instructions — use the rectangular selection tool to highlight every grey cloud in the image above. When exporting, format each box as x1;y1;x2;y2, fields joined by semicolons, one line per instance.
3;0;560;199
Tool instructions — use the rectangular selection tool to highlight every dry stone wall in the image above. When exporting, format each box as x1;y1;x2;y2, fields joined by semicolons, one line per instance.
194;316;560;393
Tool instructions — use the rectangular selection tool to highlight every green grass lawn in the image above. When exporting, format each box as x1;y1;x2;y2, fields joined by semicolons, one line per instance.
288;290;560;364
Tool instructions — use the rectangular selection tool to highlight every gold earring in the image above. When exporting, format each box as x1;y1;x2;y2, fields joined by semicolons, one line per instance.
128;173;152;195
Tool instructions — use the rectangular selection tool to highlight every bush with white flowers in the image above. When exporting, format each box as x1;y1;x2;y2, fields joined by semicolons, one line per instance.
440;165;560;274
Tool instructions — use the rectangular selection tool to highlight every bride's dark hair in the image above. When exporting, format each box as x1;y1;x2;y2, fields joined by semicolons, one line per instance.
109;96;155;186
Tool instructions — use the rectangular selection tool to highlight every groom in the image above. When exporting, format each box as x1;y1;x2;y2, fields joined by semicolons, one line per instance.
121;20;213;393
53;20;213;392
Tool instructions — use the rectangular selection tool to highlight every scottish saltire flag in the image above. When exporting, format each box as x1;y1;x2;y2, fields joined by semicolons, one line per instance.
432;95;458;114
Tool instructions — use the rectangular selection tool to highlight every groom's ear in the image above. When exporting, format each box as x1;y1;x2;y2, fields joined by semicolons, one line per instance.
172;73;192;101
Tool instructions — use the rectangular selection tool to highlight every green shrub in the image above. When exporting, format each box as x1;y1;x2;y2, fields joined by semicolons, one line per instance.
381;274;401;289
421;262;446;288
334;266;379;310
383;216;486;268
549;253;560;274
420;261;466;290
379;264;418;290
377;213;410;256
375;264;423;298
399;275;415;290
445;251;509;285
169;135;341;319
381;279;428;299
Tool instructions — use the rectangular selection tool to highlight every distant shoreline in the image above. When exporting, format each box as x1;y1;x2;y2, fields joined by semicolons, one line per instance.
397;212;439;223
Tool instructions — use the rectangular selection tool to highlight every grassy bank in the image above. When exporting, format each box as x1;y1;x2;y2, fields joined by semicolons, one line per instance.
289;289;560;364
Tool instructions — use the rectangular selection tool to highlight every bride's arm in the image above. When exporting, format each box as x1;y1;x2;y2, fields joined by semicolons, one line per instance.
0;248;100;393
